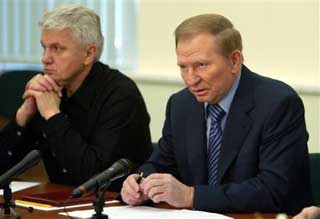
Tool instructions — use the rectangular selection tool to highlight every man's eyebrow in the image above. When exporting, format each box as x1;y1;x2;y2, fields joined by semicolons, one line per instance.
40;42;62;47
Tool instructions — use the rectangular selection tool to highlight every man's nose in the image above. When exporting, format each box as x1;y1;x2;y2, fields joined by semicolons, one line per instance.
184;69;201;86
41;49;53;65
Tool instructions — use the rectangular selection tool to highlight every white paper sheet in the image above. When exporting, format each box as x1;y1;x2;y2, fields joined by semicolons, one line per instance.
0;181;40;195
60;205;234;219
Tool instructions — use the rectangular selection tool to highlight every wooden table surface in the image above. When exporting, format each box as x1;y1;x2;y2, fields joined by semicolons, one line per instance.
0;183;287;219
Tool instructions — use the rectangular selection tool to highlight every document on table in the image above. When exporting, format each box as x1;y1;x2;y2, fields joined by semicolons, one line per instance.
60;205;234;219
0;181;40;195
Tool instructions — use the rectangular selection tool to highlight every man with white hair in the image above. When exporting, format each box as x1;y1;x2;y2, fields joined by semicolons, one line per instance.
0;5;152;190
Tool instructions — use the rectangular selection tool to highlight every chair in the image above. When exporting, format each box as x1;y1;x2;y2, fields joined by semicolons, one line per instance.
0;70;39;119
309;153;320;205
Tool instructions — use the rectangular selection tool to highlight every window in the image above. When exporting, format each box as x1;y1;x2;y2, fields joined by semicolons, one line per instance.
0;0;137;73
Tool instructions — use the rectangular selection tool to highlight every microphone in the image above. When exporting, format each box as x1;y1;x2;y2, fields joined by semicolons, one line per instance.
0;150;42;188
72;158;133;198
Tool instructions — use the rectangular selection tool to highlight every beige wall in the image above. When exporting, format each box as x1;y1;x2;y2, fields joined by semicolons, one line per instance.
137;0;319;87
301;94;320;152
135;0;320;152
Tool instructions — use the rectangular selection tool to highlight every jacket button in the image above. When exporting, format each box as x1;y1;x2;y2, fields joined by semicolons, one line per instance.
7;150;13;156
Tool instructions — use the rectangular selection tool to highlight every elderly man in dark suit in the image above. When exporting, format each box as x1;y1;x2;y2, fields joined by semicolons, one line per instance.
120;13;312;213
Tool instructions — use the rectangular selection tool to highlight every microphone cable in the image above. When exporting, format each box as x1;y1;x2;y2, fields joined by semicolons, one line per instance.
63;206;75;219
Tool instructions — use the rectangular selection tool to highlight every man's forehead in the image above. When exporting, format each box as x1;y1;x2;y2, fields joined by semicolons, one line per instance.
41;29;74;39
41;29;74;45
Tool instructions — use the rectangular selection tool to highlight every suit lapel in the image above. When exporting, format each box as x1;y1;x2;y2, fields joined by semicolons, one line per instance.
217;66;255;183
185;96;208;184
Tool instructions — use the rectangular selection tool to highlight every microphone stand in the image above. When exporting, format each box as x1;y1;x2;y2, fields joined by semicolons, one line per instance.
0;184;21;219
88;182;111;219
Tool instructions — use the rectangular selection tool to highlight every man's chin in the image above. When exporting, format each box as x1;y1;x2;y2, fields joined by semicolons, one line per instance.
45;76;63;87
194;95;219;104
194;95;208;103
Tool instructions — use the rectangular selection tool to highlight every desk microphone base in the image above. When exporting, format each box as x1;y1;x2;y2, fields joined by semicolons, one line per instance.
87;185;109;219
0;184;21;219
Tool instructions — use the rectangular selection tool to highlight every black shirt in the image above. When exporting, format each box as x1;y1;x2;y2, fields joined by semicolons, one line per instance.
0;62;152;190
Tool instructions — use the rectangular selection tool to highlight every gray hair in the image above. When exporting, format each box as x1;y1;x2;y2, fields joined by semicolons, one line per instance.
39;5;104;61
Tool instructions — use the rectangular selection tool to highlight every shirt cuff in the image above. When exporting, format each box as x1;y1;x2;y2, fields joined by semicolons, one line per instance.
6;120;27;139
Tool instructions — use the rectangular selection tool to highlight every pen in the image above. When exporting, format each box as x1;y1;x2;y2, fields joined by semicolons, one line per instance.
15;199;53;208
137;172;144;184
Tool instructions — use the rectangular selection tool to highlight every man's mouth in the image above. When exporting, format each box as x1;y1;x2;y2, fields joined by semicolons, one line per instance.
192;88;208;96
44;69;55;74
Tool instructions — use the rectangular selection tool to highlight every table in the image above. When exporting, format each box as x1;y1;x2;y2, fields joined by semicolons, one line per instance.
0;183;287;219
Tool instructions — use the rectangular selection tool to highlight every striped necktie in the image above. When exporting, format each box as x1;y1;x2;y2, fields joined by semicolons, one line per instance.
207;104;225;185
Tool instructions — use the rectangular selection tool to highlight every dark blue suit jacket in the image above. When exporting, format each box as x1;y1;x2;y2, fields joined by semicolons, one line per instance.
140;66;312;214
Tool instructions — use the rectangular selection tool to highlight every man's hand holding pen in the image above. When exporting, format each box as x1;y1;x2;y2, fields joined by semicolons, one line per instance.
120;173;149;205
121;172;194;209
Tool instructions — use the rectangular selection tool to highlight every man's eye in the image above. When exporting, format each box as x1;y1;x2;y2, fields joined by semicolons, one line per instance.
199;63;207;68
51;46;62;53
179;66;188;73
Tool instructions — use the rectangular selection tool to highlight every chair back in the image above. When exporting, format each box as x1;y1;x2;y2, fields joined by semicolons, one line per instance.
309;153;320;205
0;70;39;118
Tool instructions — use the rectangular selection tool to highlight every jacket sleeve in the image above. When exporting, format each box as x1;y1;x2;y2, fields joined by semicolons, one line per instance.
0;120;36;174
139;94;179;178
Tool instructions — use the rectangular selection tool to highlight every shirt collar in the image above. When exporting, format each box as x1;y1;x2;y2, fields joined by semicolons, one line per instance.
218;66;242;114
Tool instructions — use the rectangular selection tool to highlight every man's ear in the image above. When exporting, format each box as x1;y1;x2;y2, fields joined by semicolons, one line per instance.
84;44;97;65
230;50;242;75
